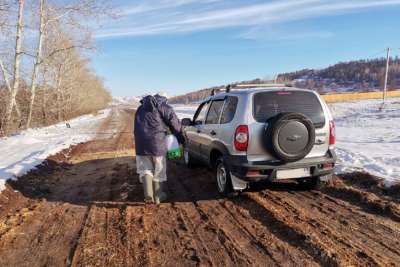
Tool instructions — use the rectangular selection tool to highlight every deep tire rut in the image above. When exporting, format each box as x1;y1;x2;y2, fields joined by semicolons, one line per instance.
1;107;399;267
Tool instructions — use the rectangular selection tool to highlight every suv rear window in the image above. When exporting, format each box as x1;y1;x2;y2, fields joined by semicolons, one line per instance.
220;96;238;124
253;91;325;128
206;100;224;124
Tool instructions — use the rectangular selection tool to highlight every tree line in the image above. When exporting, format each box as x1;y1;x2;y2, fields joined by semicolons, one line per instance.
168;78;269;104
278;58;400;93
0;0;112;136
169;58;400;104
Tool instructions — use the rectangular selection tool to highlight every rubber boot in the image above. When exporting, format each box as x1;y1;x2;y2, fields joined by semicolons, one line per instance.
143;174;154;203
153;181;168;204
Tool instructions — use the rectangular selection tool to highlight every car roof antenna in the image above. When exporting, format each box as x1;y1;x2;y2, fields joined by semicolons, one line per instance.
211;89;216;96
226;84;231;93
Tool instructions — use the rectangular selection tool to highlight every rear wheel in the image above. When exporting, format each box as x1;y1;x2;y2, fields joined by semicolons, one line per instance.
216;157;234;195
298;176;327;190
299;177;318;190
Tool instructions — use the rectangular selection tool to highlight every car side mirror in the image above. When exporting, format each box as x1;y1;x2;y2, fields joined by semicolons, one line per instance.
182;118;193;126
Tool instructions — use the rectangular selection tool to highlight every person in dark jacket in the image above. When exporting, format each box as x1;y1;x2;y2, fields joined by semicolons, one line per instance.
134;94;184;204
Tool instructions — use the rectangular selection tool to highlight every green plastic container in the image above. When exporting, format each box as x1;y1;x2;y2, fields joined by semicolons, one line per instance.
167;148;182;160
166;135;181;160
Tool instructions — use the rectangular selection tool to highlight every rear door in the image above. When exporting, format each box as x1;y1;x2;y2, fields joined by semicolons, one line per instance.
247;90;329;161
201;99;225;156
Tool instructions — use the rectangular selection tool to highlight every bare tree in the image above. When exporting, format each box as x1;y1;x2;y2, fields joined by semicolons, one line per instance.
4;0;24;133
0;0;113;136
26;0;111;128
26;0;45;128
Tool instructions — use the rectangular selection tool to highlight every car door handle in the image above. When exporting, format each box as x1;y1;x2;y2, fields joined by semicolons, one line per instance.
210;130;217;136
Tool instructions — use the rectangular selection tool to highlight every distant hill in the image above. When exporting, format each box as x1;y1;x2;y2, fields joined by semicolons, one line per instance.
169;57;400;104
169;78;269;104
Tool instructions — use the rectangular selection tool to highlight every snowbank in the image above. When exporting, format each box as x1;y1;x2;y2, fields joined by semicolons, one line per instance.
332;98;400;186
174;98;400;186
0;109;110;192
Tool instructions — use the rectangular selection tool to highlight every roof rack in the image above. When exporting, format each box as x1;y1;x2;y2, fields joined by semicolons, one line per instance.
234;83;292;88
210;83;294;96
224;83;293;93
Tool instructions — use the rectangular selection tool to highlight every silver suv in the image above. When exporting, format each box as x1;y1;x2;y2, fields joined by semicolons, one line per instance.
181;86;336;195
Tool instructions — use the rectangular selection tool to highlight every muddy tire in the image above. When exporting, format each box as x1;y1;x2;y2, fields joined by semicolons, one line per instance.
298;177;326;190
183;148;196;168
215;157;234;196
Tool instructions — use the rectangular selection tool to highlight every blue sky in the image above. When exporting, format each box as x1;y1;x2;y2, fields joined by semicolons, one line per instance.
91;0;400;97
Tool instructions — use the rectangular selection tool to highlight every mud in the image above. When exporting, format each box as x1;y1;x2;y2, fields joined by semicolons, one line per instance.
1;107;399;267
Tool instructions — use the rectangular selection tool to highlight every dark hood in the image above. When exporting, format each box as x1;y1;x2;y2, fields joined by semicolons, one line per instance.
154;94;168;106
140;94;168;112
140;95;157;111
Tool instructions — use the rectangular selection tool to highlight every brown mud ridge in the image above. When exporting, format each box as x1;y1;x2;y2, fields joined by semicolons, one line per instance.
1;108;400;267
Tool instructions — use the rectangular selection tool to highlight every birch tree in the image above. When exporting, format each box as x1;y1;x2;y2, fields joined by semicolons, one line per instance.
26;0;111;128
26;0;45;128
0;0;113;135
4;0;24;133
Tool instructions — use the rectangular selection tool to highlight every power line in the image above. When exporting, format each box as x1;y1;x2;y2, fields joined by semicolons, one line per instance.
367;49;387;59
382;47;390;105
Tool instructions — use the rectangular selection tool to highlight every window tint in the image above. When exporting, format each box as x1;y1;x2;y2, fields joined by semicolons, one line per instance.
253;91;325;127
194;102;209;125
206;100;224;124
220;96;238;124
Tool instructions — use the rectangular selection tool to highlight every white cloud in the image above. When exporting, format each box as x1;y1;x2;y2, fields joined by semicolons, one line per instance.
239;26;334;41
97;0;400;39
120;0;222;15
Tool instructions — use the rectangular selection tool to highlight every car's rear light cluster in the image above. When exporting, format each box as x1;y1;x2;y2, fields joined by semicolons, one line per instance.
329;121;336;146
234;125;249;151
323;163;334;170
246;170;260;176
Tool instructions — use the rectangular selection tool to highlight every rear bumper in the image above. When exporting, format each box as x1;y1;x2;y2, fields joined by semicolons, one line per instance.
227;149;336;182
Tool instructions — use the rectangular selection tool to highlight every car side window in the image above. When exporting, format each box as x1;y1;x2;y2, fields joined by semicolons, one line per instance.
205;100;225;124
193;102;209;125
220;96;238;124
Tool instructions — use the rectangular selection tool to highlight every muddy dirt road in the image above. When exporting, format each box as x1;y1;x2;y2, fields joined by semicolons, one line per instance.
1;107;400;267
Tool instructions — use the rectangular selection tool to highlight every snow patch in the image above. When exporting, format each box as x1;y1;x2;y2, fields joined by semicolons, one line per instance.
112;96;140;107
173;104;198;120
332;98;400;186
0;109;110;192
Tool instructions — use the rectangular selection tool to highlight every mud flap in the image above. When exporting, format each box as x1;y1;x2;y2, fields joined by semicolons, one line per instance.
231;174;248;191
319;174;333;182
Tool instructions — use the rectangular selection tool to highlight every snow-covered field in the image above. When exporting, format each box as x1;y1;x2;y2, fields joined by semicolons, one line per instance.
174;98;400;186
333;98;400;186
173;104;199;119
0;109;111;192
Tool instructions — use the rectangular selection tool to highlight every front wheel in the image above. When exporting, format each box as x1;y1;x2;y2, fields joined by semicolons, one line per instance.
216;157;234;195
183;148;196;168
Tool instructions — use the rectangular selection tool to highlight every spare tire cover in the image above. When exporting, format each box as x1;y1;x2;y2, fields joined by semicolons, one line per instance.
264;112;315;162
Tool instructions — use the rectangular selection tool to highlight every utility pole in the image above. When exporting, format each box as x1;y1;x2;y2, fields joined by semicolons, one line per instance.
383;47;390;105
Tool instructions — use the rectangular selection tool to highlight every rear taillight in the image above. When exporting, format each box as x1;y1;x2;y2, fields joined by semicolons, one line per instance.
234;125;249;151
246;170;260;176
329;121;336;146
